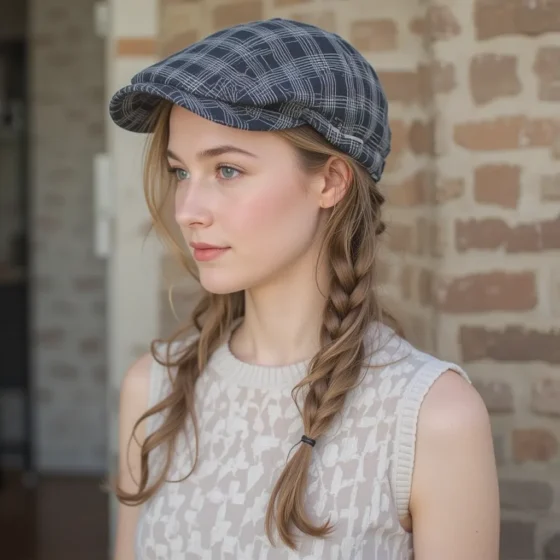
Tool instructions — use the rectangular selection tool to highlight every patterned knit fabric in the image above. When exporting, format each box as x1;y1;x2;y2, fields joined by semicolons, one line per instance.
135;322;470;559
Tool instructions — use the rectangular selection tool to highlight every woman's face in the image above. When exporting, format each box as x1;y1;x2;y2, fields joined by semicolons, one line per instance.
167;106;325;295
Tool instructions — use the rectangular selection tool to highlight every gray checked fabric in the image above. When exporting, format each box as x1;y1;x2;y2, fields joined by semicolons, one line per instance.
134;322;470;559
109;18;391;182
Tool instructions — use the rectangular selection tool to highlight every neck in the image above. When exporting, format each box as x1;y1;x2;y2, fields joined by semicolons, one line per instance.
230;257;329;367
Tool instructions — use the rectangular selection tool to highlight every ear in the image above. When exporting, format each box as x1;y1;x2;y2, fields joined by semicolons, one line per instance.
316;156;352;209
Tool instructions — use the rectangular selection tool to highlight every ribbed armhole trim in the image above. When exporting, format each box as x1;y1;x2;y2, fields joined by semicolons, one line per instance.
394;360;470;520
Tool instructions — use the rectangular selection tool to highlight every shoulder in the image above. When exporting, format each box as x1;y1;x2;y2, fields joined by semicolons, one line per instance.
409;371;500;551
418;369;489;438
413;370;493;479
119;352;154;416
119;337;197;411
411;368;494;496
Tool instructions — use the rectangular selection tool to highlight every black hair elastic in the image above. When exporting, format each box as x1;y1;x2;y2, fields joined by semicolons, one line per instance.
286;434;316;463
301;435;316;447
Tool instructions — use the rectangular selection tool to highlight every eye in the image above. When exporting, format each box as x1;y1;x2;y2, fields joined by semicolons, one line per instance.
174;168;189;182
218;166;240;180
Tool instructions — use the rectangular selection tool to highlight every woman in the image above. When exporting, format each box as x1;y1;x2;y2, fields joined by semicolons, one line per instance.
109;18;500;560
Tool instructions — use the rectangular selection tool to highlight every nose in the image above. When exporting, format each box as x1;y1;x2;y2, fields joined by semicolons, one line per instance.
174;180;213;230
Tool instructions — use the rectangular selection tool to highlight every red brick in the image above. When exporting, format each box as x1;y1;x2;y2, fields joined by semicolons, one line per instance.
534;46;560;101
380;65;455;107
474;380;514;413
377;71;418;105
213;1;263;29
161;30;199;57
389;119;408;155
470;54;521;105
428;5;461;39
410;6;461;42
532;379;560;417
116;38;157;57
542;216;560;249
438;271;537;313
409;17;425;36
417;61;456;103
386;169;434;207
454;116;560;151
387;223;414;253
507;223;542;252
460;326;560;364
475;0;560;40
456;218;508;252
474;164;521;208
456;216;560;253
350;19;398;52
409;119;435;154
512;429;558;463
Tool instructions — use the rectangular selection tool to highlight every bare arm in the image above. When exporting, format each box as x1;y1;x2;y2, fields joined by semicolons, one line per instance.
113;352;153;560
410;370;500;560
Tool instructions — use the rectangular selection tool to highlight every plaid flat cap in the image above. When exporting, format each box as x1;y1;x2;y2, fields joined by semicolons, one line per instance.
109;18;391;182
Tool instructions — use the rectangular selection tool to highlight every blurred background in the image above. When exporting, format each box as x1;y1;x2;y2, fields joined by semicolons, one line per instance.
0;0;559;559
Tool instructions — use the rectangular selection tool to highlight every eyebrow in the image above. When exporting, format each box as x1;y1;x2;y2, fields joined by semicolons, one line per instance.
166;145;258;162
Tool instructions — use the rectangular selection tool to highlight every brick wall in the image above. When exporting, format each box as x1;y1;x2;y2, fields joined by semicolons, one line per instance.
29;0;107;471
155;0;560;557
428;2;560;557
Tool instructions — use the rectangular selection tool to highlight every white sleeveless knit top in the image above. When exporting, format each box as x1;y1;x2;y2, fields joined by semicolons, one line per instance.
135;322;470;559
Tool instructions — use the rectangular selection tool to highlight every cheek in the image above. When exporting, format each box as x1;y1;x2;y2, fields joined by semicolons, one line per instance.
224;182;317;245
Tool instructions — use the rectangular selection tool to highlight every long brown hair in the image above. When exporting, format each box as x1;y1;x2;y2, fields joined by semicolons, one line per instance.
114;99;398;549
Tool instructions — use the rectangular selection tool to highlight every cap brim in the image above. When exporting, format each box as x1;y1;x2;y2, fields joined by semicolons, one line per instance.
109;83;304;133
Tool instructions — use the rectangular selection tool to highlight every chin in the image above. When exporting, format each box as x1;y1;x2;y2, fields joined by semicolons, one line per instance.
198;271;250;295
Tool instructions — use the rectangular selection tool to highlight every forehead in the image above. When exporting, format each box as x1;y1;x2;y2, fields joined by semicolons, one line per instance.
168;105;273;150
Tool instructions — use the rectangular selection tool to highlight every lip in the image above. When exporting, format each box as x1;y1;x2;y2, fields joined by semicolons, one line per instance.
190;242;228;250
190;242;230;262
